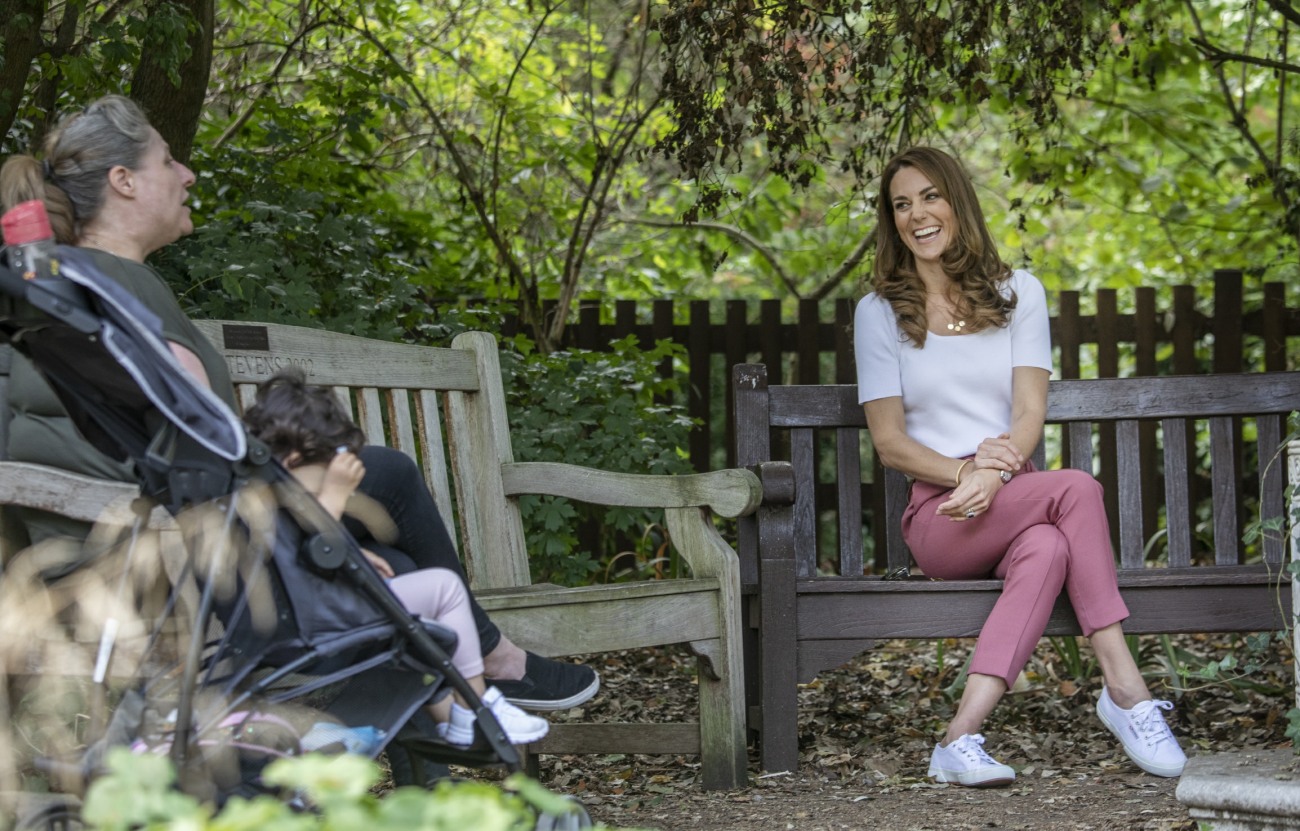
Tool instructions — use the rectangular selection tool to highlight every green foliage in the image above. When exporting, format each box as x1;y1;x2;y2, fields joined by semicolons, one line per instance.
81;748;632;831
149;143;451;341
502;335;695;585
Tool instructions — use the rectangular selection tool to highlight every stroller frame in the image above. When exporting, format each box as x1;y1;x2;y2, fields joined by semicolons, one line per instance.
0;246;530;817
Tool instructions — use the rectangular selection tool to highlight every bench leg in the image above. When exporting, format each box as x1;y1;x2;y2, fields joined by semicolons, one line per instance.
667;506;750;789
759;545;800;773
693;635;748;790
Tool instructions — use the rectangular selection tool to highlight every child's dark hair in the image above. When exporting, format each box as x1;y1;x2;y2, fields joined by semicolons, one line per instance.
243;368;365;467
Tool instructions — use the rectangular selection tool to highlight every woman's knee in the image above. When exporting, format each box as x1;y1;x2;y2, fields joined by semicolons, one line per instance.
358;445;422;484
1002;525;1069;578
1054;468;1104;500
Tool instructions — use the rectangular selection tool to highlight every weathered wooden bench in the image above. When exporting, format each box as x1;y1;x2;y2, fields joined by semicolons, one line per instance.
733;363;1300;773
0;322;762;789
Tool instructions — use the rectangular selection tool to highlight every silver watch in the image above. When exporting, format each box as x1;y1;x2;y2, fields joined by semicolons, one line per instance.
999;469;1013;484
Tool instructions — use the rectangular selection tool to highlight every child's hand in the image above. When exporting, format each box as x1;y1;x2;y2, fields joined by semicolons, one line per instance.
318;450;365;519
322;450;364;496
361;548;395;579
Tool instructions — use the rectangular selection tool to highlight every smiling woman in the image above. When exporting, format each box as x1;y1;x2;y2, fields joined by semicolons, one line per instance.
853;146;1186;788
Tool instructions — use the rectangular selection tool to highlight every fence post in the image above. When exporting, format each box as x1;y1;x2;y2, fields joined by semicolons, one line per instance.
724;301;749;469
1134;286;1159;543
760;300;783;384
797;299;819;384
689;300;712;471
1097;289;1120;551
1263;282;1287;371
835;298;855;384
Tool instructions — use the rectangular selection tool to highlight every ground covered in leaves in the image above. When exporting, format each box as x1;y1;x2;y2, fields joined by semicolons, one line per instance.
517;633;1293;830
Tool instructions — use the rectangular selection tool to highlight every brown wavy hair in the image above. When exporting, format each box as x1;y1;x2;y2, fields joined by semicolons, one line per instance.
871;146;1015;347
244;368;366;468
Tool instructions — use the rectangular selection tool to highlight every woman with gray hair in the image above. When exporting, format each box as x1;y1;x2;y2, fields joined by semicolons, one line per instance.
1;95;228;545
0;95;599;711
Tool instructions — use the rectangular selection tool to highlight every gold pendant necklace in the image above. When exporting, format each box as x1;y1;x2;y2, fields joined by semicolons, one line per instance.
947;319;967;333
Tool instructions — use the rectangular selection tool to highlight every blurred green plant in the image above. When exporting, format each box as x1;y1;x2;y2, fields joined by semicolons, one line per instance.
501;335;695;586
80;747;633;831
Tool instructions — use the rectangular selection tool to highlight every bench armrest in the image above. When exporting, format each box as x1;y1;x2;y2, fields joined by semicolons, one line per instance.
500;462;762;519
0;461;175;529
499;462;763;581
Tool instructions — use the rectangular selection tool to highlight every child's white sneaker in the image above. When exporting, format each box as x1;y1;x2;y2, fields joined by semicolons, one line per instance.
1096;687;1186;777
927;733;1015;787
437;686;550;747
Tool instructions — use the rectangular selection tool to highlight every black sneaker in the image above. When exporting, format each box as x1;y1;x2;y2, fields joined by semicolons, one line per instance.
488;652;601;712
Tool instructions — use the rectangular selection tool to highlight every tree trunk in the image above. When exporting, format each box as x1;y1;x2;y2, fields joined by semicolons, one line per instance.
0;0;46;148
130;0;214;164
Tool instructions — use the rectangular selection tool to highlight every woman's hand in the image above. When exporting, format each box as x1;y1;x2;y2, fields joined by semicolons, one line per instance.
361;548;395;579
937;468;1004;520
972;432;1023;475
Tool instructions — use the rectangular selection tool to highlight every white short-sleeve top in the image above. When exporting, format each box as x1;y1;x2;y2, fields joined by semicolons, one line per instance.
853;269;1053;459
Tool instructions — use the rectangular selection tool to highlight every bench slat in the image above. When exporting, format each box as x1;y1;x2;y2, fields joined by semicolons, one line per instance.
1162;416;1193;568
414;389;455;539
193;320;482;391
836;427;863;577
386;388;416;458
791;428;816;578
883;468;910;572
794;582;1287;642
1117;419;1144;568
1067;421;1092;472
1259;414;1285;564
1210;415;1241;565
355;388;385;449
1046;373;1300;419
766;374;1300;425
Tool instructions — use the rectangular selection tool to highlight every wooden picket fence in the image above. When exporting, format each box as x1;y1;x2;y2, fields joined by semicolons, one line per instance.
507;271;1297;480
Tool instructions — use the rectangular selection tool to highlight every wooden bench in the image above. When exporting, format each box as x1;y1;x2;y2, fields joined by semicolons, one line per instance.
0;322;763;790
733;363;1300;773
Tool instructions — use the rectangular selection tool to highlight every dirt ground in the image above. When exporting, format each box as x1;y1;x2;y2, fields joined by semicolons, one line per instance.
516;635;1293;831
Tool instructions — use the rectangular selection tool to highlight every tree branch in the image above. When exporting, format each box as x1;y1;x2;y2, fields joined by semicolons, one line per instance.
810;223;876;302
1184;2;1292;215
1190;36;1300;76
214;19;333;150
1262;0;1300;30
331;9;547;345
618;216;803;297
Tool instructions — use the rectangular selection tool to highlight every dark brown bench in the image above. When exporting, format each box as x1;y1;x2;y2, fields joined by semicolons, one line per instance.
733;365;1300;773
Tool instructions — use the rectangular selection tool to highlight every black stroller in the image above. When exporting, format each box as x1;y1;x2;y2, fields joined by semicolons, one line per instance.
0;245;590;828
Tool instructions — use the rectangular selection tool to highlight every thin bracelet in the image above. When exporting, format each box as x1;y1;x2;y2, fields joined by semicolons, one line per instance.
954;459;971;487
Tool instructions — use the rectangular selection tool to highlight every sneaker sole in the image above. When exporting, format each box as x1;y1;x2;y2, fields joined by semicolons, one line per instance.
928;766;1015;787
502;674;601;712
1096;705;1186;778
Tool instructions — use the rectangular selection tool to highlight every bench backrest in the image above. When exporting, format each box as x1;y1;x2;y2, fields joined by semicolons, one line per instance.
734;365;1300;582
193;321;530;590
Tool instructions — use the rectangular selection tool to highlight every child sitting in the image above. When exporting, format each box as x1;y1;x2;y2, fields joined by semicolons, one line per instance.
242;368;548;748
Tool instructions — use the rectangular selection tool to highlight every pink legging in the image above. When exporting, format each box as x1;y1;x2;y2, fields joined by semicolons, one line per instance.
902;467;1130;687
386;567;485;679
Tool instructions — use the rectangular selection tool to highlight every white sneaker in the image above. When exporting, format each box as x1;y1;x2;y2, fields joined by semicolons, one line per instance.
927;733;1016;787
1096;687;1186;777
436;686;550;747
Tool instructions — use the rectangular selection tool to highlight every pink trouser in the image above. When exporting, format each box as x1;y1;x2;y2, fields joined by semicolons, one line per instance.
387;567;485;679
902;467;1129;687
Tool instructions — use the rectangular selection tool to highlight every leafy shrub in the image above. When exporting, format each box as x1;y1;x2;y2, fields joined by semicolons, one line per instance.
501;335;696;586
149;143;472;343
80;747;639;831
